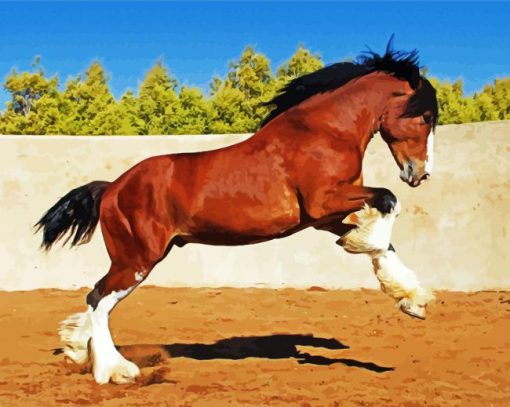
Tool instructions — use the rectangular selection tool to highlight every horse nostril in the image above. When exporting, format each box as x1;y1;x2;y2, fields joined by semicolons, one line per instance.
420;173;430;182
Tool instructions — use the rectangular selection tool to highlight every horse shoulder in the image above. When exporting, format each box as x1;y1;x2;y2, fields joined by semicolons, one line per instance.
291;135;363;219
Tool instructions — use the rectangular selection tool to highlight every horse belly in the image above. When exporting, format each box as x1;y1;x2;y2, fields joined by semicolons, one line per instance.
185;191;301;243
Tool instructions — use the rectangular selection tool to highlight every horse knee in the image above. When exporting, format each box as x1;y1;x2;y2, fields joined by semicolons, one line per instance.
372;188;399;215
338;190;400;254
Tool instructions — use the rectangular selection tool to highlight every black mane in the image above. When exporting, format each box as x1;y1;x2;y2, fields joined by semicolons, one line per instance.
262;39;437;127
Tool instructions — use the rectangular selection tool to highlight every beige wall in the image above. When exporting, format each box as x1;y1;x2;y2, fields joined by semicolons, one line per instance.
1;121;509;291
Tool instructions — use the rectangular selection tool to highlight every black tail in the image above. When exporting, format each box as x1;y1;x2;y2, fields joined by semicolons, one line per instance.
35;181;110;251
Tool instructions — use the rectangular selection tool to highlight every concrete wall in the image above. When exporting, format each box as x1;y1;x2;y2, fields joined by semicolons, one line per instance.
1;121;509;291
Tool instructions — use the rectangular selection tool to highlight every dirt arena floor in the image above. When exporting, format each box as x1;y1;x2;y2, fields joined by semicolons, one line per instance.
0;287;508;406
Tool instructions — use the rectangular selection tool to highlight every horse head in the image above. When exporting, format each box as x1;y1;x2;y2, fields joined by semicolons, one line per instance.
379;76;438;188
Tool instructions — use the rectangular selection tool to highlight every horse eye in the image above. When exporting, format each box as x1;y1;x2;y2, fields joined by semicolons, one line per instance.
422;114;432;124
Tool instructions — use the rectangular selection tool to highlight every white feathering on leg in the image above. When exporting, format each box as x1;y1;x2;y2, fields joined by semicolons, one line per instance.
372;251;420;298
59;308;92;365
340;202;400;254
338;197;434;319
373;251;435;319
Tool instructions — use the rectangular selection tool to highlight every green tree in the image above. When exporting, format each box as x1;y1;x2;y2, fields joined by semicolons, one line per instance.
428;76;510;124
210;46;276;133
137;61;178;134
209;81;251;133
2;59;62;134
5;66;57;117
60;62;118;135
28;90;69;134
492;78;510;119
173;86;212;134
115;90;144;135
276;45;324;84
473;78;510;121
428;78;478;124
2;48;509;136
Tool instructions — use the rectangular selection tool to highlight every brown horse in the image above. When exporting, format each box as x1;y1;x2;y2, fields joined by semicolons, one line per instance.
37;43;438;384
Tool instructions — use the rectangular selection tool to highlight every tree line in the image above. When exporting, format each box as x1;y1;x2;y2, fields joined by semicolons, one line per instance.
0;46;508;135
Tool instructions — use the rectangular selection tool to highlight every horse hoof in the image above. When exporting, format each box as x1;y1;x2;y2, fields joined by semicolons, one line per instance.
63;348;90;366
399;302;426;320
111;360;140;384
93;358;140;384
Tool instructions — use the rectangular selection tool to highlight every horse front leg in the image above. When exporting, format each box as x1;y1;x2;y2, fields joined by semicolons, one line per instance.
311;184;435;319
339;196;435;319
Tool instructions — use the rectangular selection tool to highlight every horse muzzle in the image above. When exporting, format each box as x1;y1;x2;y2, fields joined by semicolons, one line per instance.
400;161;430;188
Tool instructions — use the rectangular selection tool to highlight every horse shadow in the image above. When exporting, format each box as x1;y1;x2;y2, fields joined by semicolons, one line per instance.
117;334;394;373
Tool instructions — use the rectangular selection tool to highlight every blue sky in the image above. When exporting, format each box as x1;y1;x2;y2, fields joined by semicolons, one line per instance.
0;1;509;108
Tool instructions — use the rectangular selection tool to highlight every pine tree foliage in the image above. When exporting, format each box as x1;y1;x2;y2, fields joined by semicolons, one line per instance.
174;86;212;134
137;61;178;135
429;76;510;124
0;50;508;135
276;45;324;83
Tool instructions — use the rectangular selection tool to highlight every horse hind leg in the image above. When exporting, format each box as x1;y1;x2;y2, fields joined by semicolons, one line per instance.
58;243;172;382
338;189;435;319
56;165;177;383
86;265;141;384
57;262;147;381
83;261;159;384
85;215;175;383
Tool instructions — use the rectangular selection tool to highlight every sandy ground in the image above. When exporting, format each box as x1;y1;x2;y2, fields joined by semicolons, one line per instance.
0;287;509;406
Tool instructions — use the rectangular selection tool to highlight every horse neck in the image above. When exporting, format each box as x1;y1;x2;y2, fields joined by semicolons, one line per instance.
295;72;405;155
